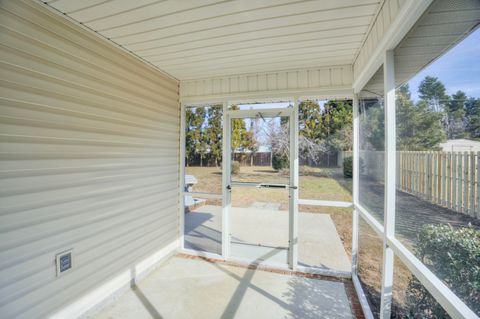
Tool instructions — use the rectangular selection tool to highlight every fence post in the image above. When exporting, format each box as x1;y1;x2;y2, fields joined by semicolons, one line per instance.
441;153;446;207
424;152;427;196
463;152;468;215
418;152;426;199
447;153;452;209
407;152;410;192
457;152;463;212
433;152;438;204
425;152;432;201
412;152;418;195
477;152;480;218
470;152;475;216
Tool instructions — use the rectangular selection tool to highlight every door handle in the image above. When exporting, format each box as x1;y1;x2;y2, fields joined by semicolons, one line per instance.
257;183;288;189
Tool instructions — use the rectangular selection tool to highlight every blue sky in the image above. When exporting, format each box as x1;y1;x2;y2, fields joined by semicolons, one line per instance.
407;27;480;102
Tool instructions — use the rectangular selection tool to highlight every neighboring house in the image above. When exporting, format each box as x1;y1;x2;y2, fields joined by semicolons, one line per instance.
439;139;480;152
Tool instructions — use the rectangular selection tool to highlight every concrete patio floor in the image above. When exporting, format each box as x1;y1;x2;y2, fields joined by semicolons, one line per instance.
94;256;357;319
184;205;351;273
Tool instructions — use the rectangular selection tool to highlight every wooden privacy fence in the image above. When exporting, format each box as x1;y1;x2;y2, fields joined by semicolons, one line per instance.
397;151;480;218
359;150;480;218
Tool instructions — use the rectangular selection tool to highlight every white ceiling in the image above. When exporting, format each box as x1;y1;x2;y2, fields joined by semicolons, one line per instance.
43;0;381;80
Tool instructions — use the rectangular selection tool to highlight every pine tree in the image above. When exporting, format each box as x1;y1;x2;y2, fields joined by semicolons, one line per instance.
418;76;448;112
446;90;467;139
206;105;223;167
466;97;480;140
396;84;445;150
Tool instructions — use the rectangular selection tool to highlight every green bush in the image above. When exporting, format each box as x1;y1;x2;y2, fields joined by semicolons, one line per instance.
343;156;353;178
403;224;480;317
231;161;240;174
272;153;288;170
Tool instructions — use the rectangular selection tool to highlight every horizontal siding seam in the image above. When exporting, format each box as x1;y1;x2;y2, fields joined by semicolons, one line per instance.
0;1;179;90
0;79;180;123
0;24;179;101
0;97;178;133
0;61;179;115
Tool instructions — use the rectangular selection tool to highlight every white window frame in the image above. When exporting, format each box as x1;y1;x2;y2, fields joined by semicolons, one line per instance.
352;51;478;319
179;77;479;318
179;97;354;277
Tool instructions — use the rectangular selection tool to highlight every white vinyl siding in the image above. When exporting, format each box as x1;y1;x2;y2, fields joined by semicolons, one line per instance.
179;65;353;102
0;1;180;318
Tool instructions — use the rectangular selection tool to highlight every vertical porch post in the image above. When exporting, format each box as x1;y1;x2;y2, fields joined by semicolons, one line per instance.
222;101;231;259
380;50;396;319
179;103;186;250
352;94;360;274
289;97;299;269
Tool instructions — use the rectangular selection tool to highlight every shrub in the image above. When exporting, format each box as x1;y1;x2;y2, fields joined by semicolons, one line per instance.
343;156;353;178
272;153;288;170
231;161;240;174
403;224;480;317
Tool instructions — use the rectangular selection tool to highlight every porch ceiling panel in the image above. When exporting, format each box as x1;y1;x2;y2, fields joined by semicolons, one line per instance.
42;0;381;80
362;0;480;95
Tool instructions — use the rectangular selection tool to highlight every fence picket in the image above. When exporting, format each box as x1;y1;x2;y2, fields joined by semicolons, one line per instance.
477;152;480;218
470;152;475;216
426;152;431;201
456;152;463;212
452;153;457;210
442;153;446;206
432;152;439;204
464;152;467;213
415;152;419;196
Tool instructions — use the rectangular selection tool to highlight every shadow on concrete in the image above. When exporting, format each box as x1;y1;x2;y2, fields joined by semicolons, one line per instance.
214;249;293;319
283;275;353;319
184;211;222;253
130;269;164;319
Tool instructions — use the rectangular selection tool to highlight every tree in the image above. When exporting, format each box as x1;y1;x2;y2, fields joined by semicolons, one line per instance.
418;76;448;112
465;97;480;140
324;100;353;151
396;84;445;150
445;90;467;139
185;108;206;166
359;97;384;151
230;105;258;164
298;99;353;166
206;105;222;166
193;107;208;166
185;108;195;166
269;117;290;170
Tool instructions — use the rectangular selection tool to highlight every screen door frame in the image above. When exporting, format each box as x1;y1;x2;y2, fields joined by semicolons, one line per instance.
223;105;298;269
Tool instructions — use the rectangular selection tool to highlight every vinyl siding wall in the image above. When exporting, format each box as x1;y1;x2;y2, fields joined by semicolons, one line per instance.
180;65;353;102
0;0;180;318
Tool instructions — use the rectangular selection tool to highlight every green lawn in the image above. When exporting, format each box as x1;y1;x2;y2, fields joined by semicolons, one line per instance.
186;165;352;202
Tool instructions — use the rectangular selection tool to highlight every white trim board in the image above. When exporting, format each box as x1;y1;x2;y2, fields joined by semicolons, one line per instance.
298;199;352;208
180;65;353;102
180;87;354;104
352;0;433;92
49;240;178;319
